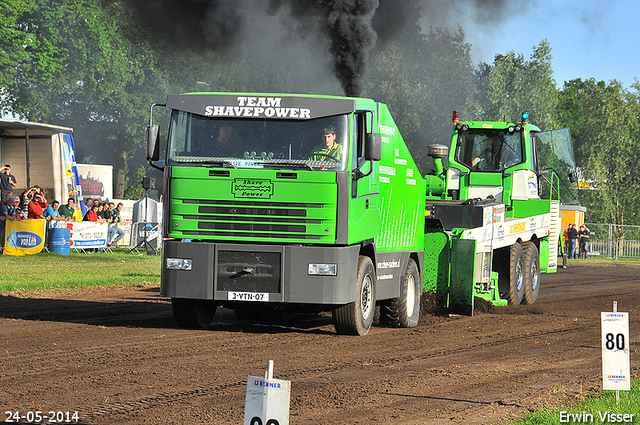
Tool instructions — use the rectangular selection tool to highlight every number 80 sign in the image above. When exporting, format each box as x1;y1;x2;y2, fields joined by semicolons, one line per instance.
601;312;631;391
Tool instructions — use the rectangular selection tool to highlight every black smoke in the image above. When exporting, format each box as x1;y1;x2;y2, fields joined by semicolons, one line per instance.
267;0;379;96
124;0;379;96
122;0;516;97
123;0;244;53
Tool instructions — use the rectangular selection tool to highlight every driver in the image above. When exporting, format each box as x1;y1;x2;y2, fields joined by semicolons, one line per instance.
471;135;503;170
212;123;237;157
309;125;342;161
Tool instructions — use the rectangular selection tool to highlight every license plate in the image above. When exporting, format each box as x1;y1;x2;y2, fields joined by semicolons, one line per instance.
227;291;269;302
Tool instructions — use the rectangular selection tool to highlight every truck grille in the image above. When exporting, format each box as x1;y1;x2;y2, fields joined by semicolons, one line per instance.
178;199;328;241
216;250;281;293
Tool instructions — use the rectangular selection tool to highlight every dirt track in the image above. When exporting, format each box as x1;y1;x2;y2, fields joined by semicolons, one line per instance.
1;263;639;424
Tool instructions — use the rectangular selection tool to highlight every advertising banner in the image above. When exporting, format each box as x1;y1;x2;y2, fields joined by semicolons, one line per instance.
51;221;109;249
3;219;46;256
77;164;113;203
61;133;86;215
129;222;160;249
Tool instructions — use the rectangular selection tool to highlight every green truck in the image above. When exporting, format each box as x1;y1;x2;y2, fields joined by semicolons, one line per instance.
146;93;576;335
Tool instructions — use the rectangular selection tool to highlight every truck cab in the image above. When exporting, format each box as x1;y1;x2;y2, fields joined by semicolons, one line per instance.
423;111;577;312
147;93;426;335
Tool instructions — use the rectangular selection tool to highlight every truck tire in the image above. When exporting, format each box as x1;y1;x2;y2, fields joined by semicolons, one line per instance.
521;241;540;305
506;243;525;305
171;298;217;329
384;258;421;328
332;255;376;336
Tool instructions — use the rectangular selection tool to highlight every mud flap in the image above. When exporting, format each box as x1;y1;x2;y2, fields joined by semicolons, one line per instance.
539;238;551;272
449;238;476;316
423;232;451;309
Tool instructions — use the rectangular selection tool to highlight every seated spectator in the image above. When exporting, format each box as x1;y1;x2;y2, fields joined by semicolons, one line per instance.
107;202;126;246
83;204;107;223
99;202;112;221
28;188;49;219
58;197;76;221
44;201;66;221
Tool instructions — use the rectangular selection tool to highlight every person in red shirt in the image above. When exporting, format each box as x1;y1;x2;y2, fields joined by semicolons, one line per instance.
27;189;49;219
83;204;107;223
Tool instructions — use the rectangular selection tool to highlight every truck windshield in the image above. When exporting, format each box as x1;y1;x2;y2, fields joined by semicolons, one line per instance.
535;128;579;203
166;111;349;171
455;129;523;172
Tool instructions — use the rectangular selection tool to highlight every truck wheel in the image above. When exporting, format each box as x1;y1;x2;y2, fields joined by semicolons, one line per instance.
384;258;421;328
521;241;540;305
332;255;376;336
171;298;217;329
506;244;525;305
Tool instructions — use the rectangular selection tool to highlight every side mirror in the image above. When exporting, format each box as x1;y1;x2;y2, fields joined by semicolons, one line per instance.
146;125;160;161
365;133;382;161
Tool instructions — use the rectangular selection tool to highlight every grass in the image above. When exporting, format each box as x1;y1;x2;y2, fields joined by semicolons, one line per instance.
0;250;162;293
505;381;640;424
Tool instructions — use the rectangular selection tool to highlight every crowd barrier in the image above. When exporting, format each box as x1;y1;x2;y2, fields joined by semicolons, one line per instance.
2;219;159;256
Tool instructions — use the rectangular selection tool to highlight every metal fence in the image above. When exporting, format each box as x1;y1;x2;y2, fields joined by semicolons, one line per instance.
585;223;640;259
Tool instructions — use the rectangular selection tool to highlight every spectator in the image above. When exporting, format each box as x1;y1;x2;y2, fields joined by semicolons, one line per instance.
58;198;76;221
1;191;13;212
83;204;106;223
104;202;112;219
1;196;24;246
28;188;49;219
2;196;21;220
0;165;17;201
22;186;41;211
107;202;125;246
578;224;590;259
44;201;66;222
566;223;578;259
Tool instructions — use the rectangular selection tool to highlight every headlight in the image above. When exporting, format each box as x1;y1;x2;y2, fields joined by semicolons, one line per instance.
166;258;193;270
308;263;337;276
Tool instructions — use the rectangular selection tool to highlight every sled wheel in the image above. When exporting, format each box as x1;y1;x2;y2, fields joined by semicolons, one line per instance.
521;241;540;305
506;244;525;305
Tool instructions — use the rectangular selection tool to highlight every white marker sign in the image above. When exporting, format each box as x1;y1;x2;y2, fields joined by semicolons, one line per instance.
601;312;631;391
244;376;290;425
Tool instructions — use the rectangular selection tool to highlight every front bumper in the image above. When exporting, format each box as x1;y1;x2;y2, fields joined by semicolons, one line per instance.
161;240;361;305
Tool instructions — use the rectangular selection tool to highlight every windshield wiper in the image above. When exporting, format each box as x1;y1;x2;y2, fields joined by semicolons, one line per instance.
254;160;315;171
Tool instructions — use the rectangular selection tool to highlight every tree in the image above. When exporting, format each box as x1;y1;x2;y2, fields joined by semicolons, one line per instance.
365;26;476;174
557;78;640;226
474;40;558;129
0;0;171;196
0;0;36;108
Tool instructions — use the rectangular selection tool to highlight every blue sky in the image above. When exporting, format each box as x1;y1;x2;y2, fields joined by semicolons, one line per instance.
427;0;640;89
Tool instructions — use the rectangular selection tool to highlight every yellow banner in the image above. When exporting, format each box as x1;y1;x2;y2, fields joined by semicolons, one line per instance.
3;219;46;256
